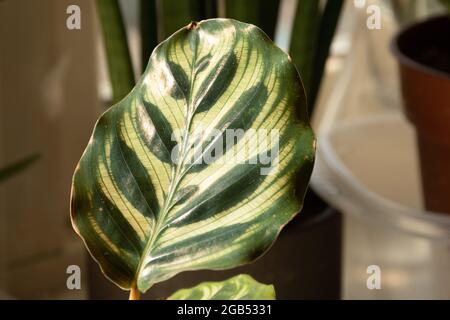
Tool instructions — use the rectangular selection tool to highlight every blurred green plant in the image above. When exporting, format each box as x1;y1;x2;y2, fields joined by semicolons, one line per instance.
224;0;280;39
0;154;39;184
140;0;158;72
98;0;343;114
439;0;450;12
96;0;135;104
291;0;343;113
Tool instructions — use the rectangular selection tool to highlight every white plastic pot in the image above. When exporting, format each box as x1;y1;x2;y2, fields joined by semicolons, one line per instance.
312;115;450;299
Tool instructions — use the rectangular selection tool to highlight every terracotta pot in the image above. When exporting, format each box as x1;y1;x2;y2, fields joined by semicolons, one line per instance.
392;16;450;213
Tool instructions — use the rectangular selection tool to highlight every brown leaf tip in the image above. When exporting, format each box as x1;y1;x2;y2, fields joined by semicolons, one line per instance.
187;21;198;30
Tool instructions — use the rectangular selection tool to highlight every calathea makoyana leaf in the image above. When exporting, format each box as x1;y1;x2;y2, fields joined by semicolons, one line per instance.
168;274;276;300
70;18;315;294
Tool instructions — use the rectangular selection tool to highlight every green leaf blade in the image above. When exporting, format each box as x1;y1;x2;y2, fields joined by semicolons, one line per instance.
290;0;320;96
71;19;315;293
96;0;135;104
167;274;276;300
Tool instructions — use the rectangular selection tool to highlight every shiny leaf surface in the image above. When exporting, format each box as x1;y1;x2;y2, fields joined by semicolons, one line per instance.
168;274;275;300
71;19;315;293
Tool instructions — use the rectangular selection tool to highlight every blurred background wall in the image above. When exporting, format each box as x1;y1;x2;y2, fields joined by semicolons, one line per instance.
0;0;101;298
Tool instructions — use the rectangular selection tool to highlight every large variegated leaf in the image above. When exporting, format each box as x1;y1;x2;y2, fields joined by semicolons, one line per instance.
168;274;275;300
71;18;315;294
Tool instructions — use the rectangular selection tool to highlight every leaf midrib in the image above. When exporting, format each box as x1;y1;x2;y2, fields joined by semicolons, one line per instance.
134;26;201;288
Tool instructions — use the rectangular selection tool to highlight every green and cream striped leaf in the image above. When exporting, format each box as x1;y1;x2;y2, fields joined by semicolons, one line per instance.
70;18;315;293
168;274;275;300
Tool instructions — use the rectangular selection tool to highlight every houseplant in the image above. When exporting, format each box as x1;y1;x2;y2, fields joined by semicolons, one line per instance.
91;0;343;299
71;18;315;299
392;1;450;213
